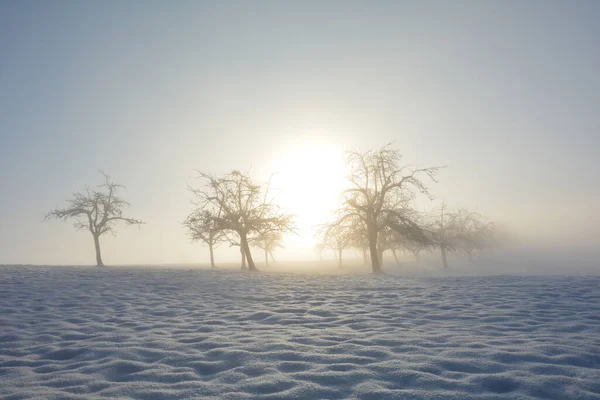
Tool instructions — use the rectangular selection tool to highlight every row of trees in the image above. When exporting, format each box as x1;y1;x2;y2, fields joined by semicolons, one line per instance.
315;146;496;271
182;171;292;271
46;145;497;272
317;203;496;269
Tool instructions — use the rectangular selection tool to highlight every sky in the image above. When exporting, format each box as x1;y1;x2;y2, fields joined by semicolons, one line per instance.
1;1;599;266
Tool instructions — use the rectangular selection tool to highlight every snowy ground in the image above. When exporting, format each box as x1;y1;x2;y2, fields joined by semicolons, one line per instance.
1;265;599;399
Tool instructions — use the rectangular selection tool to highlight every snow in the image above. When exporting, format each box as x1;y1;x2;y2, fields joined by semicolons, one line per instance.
1;265;599;399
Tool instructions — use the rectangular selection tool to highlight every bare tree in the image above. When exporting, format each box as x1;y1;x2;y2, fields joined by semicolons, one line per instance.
182;209;226;268
428;205;492;268
332;144;440;273
317;221;355;267
378;226;405;267
404;241;426;263
428;204;457;268
314;243;326;261
454;210;495;261
189;170;294;271
344;223;370;266
253;231;284;267
385;212;431;265
45;172;144;266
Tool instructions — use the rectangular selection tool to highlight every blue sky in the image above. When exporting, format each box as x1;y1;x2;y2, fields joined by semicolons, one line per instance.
1;1;599;265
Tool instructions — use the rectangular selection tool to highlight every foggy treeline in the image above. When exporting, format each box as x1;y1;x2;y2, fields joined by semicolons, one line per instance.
46;144;503;272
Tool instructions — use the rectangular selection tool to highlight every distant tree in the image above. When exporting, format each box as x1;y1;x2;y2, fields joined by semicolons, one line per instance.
379;226;405;267
428;205;492;268
189;170;294;271
182;209;226;268
332;144;439;273
454;210;495;261
404;241;426;263
45;172;144;266
385;212;431;265
428;204;458;268
314;243;326;261
347;224;370;266
253;231;284;267
317;221;355;267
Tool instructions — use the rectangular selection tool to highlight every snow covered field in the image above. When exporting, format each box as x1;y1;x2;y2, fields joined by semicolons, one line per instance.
1;265;599;399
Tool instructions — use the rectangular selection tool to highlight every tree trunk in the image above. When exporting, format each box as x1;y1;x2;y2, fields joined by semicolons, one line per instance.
392;249;401;266
93;234;104;266
241;246;246;269
338;248;343;267
362;247;368;265
269;251;276;263
209;243;215;268
240;232;257;271
414;251;420;263
264;248;269;267
368;226;381;273
441;246;449;268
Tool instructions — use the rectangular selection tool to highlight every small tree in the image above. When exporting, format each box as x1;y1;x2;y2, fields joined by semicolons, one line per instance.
334;144;439;273
189;170;294;271
45;172;144;266
317;220;355;267
428;205;492;268
379;227;405;267
385;212;431;265
314;243;326;261
182;209;226;268
253;231;284;267
454;210;494;261
428;204;457;268
350;227;371;266
404;241;426;263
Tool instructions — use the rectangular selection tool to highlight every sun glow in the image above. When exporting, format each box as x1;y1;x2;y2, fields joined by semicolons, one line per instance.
268;140;348;252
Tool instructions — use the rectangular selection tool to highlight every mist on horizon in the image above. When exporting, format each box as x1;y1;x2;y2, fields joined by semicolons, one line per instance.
1;1;598;273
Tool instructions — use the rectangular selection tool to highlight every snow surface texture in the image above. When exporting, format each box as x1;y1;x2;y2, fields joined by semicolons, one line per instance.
1;266;599;400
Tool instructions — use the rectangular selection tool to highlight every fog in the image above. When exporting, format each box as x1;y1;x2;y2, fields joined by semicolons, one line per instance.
1;2;598;274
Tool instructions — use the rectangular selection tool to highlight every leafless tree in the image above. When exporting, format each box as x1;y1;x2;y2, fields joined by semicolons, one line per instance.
378;226;405;267
384;212;431;265
317;220;355;267
428;204;458;268
427;205;493;268
314;243;326;261
404;241;426;263
332;144;440;273
45;172;144;266
454;210;495;261
253;231;284;267
182;209;226;268
189;170;294;271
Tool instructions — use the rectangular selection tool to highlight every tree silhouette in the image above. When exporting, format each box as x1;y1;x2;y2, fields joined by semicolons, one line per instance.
377;226;404;266
189;170;294;271
253;231;284;267
45;172;143;266
428;205;493;268
182;209;226;268
454;210;494;262
332;144;439;273
317;220;355;267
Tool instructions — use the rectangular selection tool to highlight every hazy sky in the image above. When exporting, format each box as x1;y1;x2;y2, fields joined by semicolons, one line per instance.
1;1;599;265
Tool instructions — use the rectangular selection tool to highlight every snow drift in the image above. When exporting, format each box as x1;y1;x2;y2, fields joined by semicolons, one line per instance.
1;265;599;399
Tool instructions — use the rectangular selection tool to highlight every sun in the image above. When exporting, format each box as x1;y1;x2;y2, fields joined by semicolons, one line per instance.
268;140;347;250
